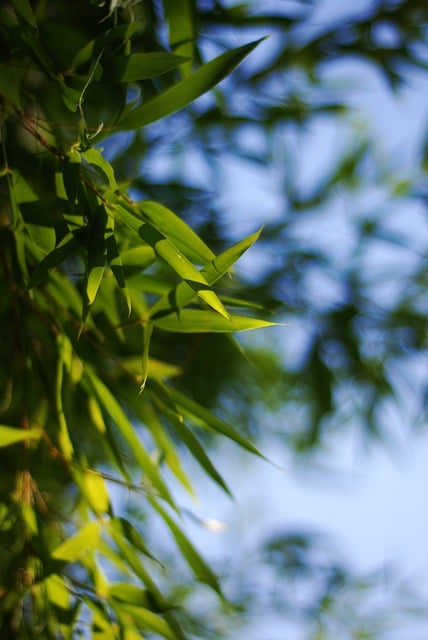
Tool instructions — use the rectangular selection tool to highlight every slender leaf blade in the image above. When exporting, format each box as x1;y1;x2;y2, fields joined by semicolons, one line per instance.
153;309;276;333
52;521;102;562
111;53;190;82
0;425;42;447
116;39;263;130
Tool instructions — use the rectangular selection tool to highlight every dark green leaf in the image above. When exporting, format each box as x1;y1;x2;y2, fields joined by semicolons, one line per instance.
116;39;263;130
111;53;190;82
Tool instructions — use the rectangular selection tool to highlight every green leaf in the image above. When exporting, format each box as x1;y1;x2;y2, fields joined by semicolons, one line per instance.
71;22;144;70
43;575;71;610
148;378;231;495
0;425;42;447
140;223;228;317
55;334;75;460
10;0;37;28
109;583;151;607
83;148;118;191
110;517;156;561
52;520;102;562
111;199;228;318
116;39;263;130
85;206;108;309
169;387;264;458
86;369;176;509
120;245;157;274
166;410;232;497
114;604;179;640
0;63;26;107
149;228;262;317
163;0;196;77
140;322;153;393
106;232;132;315
153;309;276;333
136;400;194;496
150;498;223;596
77;469;110;515
140;201;215;264
62;151;81;205
27;233;82;290
111;53;190;82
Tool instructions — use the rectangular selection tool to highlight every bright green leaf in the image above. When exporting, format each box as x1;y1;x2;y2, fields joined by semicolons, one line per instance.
52;520;102;562
139;201;215;264
149;228;262;317
83;148;118;191
153;309;276;333
0;425;42;447
86;369;176;509
114;604;179;640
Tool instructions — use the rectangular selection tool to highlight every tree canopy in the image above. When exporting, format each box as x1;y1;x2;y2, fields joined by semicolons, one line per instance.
1;0;428;638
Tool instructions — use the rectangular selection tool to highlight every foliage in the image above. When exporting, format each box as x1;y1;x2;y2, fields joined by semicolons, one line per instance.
1;0;428;638
0;1;273;637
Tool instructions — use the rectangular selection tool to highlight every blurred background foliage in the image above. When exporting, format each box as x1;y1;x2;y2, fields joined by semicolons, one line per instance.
1;0;428;637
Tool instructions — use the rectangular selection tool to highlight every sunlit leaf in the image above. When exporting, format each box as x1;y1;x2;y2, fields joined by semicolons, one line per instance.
139;201;215;264
83;148;118;191
85;369;176;508
81;470;110;514
52;520;102;562
111;199;228;317
114;604;179;640
140;322;153;393
149;228;262;317
153;309;276;333
0;425;42;447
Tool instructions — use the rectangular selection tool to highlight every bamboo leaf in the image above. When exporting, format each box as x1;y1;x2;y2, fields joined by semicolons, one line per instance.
106;232;132;315
139;201;215;264
55;334;75;460
27;233;82;289
116;39;263;130
62;150;81;205
86;369;176;509
85;206;108;310
111;199;228;318
109;583;151;607
149;228;262;317
52;520;102;562
163;0;195;77
114;604;179;640
166;410;232;497
78;469;110;515
0;425;42;447
137;400;194;496
140;322;153;393
153;309;276;333
150;498;223;596
10;0;37;28
83;148;118;191
169;387;264;458
111;53;190;82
